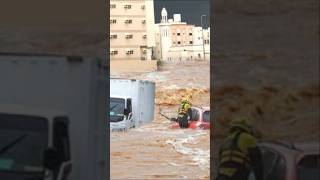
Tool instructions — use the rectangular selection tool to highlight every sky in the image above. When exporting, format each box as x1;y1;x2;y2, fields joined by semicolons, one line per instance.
154;0;210;28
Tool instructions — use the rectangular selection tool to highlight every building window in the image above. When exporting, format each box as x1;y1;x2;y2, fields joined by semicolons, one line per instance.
177;41;181;44
143;34;147;39
177;33;180;36
110;19;117;24
126;50;134;55
207;40;210;44
124;5;132;9
125;19;132;24
141;5;145;9
189;33;192;36
110;50;118;55
142;49;147;54
110;4;116;8
189;41;193;44
110;34;117;39
141;19;146;24
125;34;133;39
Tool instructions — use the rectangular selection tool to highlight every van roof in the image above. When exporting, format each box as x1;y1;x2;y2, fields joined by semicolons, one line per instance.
110;95;131;100
0;103;66;119
110;78;155;84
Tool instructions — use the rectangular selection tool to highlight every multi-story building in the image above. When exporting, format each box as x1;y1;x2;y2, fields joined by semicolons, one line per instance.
154;8;210;61
110;0;155;63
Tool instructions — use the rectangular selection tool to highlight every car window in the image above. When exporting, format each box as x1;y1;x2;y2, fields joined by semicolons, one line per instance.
190;109;199;121
260;148;282;180
297;154;320;180
271;154;286;180
248;147;286;180
203;111;210;122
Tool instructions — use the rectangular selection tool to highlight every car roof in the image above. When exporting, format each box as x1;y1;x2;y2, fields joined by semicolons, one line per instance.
259;141;320;155
293;142;320;155
191;106;210;111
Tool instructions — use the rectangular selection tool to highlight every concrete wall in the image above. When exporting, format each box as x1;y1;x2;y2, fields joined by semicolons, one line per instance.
110;60;157;73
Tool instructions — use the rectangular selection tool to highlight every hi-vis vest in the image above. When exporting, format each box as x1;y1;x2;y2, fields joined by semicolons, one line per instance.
218;131;257;177
179;101;191;114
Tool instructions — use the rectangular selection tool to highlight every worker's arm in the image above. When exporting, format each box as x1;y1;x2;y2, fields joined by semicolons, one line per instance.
248;146;263;180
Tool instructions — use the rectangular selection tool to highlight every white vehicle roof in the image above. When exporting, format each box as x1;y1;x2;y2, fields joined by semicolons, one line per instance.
0;103;65;120
110;95;132;100
110;78;155;84
192;106;210;111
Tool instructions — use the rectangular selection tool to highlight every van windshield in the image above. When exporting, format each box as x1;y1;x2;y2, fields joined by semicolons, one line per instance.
110;98;125;122
0;114;48;174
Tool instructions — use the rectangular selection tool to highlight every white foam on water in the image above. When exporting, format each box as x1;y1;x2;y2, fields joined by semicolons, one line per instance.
165;131;210;170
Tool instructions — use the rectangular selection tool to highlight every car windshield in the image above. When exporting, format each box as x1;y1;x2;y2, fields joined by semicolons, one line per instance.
203;111;210;122
297;154;320;180
0;114;48;174
110;98;125;122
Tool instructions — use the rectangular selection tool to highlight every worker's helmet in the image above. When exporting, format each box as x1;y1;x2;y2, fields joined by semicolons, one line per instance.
182;97;189;103
230;117;253;134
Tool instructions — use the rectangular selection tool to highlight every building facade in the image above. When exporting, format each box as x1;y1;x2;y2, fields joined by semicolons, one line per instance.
110;0;155;61
154;8;210;61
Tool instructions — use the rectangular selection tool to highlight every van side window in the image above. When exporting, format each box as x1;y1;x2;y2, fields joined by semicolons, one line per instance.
53;117;71;162
127;98;132;113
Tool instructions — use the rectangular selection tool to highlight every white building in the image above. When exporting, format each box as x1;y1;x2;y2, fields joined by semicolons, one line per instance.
110;0;155;61
154;8;210;61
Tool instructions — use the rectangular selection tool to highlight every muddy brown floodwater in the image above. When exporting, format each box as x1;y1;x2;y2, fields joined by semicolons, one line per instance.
111;61;210;180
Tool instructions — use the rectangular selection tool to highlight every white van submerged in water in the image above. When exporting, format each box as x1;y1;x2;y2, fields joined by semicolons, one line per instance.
0;53;108;180
110;79;155;131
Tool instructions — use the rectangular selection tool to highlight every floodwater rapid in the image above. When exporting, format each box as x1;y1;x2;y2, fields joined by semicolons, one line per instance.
111;61;210;180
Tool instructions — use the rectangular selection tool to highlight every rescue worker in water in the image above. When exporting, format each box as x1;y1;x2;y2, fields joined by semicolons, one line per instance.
177;96;192;128
216;117;263;180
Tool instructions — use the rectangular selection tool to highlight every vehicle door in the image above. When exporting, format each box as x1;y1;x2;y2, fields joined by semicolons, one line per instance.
189;108;199;121
201;110;210;129
52;117;72;180
188;108;199;129
126;98;133;127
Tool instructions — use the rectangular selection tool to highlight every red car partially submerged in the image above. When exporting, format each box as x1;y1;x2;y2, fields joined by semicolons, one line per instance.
171;106;210;130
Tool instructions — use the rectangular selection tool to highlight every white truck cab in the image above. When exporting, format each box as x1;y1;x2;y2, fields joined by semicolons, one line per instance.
110;96;134;130
0;104;71;180
110;79;155;131
0;54;108;180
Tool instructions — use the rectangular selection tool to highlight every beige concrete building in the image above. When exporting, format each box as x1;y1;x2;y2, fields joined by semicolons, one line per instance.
154;8;210;61
110;0;157;73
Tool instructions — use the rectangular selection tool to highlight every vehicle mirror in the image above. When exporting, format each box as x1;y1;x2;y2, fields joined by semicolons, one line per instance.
44;148;61;170
124;108;129;116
